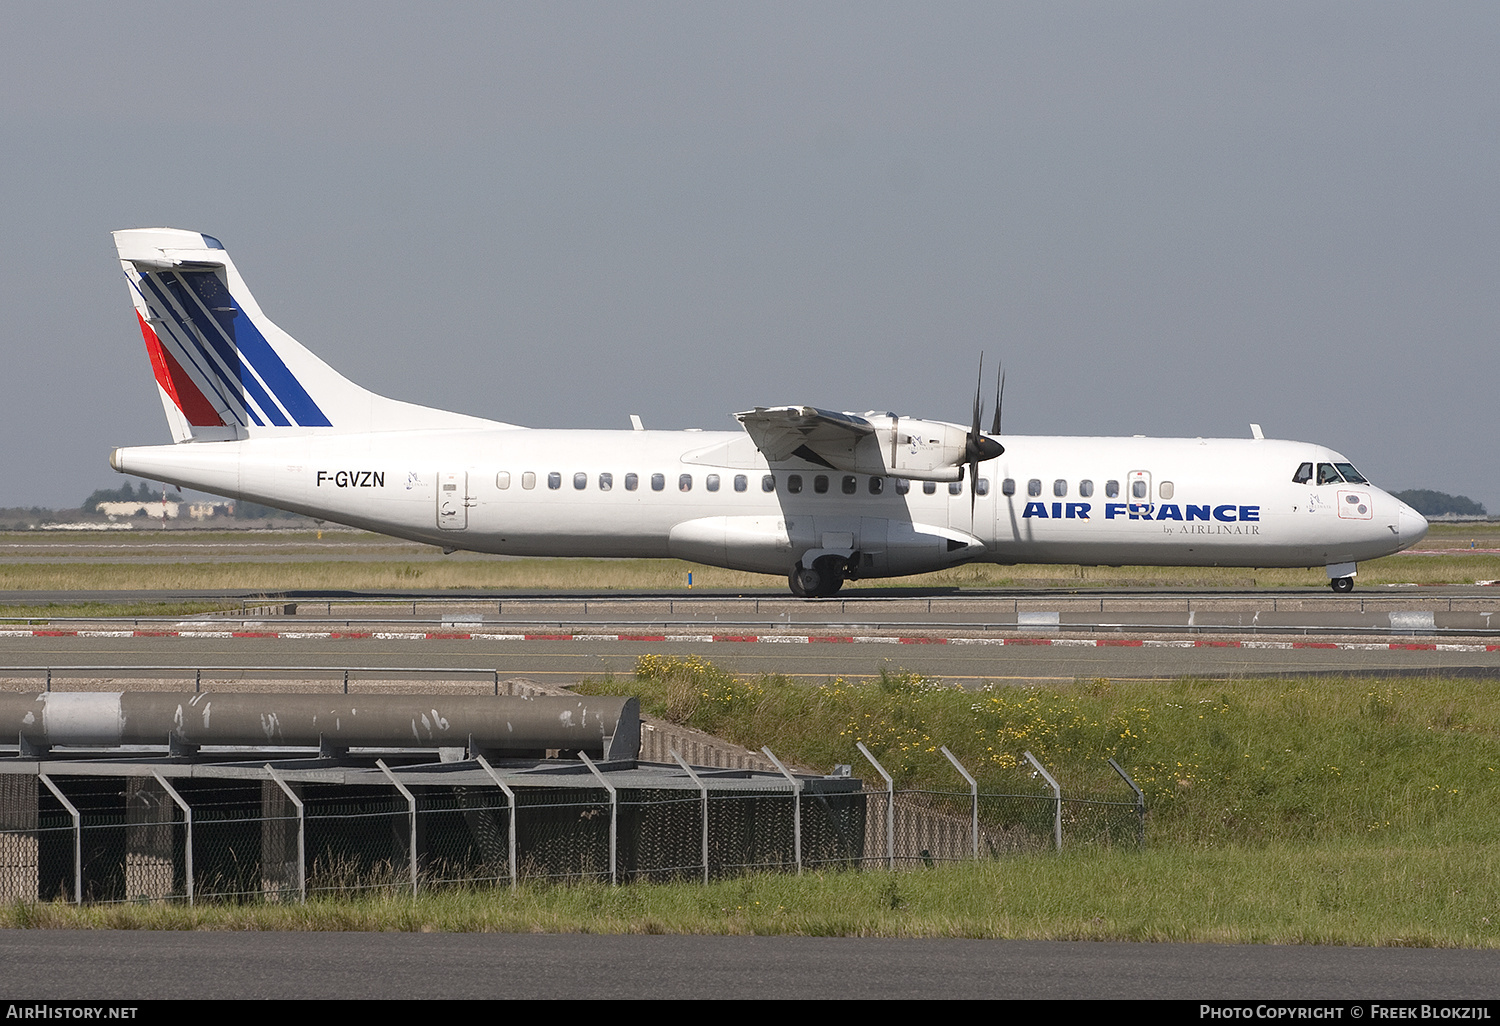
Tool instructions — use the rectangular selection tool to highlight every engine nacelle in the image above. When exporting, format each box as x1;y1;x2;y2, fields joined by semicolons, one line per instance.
842;415;972;482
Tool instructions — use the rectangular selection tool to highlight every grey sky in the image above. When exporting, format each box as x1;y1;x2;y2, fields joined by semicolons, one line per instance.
2;3;1495;510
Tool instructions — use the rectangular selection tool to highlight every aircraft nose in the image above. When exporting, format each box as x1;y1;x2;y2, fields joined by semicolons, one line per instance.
1396;502;1429;548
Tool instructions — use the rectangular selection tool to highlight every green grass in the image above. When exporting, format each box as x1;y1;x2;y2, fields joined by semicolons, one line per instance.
578;659;1500;848
0;601;231;621
5;844;1499;945
0;550;1494;593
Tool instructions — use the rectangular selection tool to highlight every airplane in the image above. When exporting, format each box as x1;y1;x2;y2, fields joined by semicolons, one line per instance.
107;227;1429;597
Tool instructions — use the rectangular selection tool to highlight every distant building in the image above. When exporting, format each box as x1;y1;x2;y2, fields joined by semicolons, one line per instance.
95;500;181;519
187;501;235;520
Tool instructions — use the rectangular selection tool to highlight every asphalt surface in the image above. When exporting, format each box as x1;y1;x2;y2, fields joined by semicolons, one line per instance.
0;628;1495;690
3;931;1499;1000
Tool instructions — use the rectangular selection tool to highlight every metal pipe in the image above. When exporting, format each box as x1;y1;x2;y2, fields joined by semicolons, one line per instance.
0;692;640;758
940;745;979;859
671;750;710;885
856;741;895;869
37;774;80;905
376;759;418;896
474;755;517;889
1024;751;1062;852
263;764;306;903
578;752;617;885
152;772;193;905
761;747;801;875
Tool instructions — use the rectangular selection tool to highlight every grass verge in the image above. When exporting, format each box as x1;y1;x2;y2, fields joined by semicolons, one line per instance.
0;552;1495;592
4;843;1497;946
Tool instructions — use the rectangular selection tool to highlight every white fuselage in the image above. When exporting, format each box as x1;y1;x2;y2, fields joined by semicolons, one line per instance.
111;427;1425;579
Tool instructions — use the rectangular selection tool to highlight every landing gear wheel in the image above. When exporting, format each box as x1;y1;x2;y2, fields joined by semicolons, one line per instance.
788;558;847;598
1330;576;1355;594
790;565;822;598
810;555;848;597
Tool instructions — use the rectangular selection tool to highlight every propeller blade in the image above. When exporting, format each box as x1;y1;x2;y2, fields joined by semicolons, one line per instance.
971;353;984;442
990;367;1004;437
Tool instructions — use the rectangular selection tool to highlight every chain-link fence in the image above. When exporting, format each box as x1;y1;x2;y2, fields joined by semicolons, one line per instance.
0;753;1143;905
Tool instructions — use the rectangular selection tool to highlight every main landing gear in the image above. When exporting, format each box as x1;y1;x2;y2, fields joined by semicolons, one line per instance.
1329;576;1355;594
788;556;848;598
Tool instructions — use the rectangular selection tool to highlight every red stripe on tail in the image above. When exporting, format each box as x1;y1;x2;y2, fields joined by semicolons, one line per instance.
137;311;225;427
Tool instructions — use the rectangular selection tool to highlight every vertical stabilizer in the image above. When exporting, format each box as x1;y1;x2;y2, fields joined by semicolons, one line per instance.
113;228;515;441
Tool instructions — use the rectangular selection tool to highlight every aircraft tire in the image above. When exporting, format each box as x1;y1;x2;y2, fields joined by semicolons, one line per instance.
1330;576;1355;594
811;555;846;597
790;565;821;598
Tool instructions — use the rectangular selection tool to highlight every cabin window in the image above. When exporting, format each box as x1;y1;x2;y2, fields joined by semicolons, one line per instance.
573;472;587;490
1159;481;1174;500
522;472;536;490
1028;479;1042;497
787;474;803;494
1002;478;1015;496
975;477;989;496
842;475;857;495
1078;479;1093;498
1053;479;1067;497
706;474;720;492
894;478;910;495
1334;463;1368;484
1293;462;1313;484
679;474;693;492
1316;463;1343;485
814;475;829;494
734;474;748;492
598;473;613;491
625;473;638;491
547;472;561;490
496;472;510;490
1105;480;1119;498
762;474;776;492
949;481;963;495
1132;479;1147;499
869;477;884;495
923;481;937;495
651;473;665;491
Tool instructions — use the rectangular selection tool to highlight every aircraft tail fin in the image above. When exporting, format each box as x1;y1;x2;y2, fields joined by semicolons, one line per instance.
113;228;513;442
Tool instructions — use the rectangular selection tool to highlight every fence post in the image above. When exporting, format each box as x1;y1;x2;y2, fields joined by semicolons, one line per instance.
940;746;979;859
263;764;306;903
856;742;895;869
760;747;801;875
1109;757;1146;849
37;774;81;905
475;755;518;889
376;759;418;896
1023;751;1062;852
151;771;193;904
670;750;709;885
577;752;618;885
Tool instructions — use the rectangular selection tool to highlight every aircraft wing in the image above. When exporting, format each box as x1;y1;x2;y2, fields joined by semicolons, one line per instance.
734;406;874;465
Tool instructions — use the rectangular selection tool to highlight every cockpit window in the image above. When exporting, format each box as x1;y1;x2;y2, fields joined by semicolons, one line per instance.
1316;463;1344;485
1334;463;1368;484
1293;462;1313;484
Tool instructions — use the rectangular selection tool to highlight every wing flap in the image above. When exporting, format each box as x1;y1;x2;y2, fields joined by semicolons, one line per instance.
735;406;875;463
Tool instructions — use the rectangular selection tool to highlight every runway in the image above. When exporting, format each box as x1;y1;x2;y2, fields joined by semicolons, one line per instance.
1;588;1496;688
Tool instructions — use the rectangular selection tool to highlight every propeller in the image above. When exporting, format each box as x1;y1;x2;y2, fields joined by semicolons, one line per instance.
991;365;1005;437
965;354;1005;518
